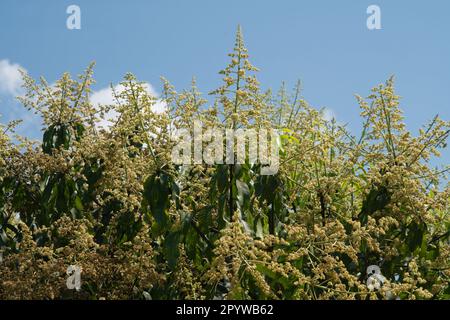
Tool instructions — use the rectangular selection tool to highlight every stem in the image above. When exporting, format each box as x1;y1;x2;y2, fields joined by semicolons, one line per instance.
128;80;160;168
229;165;234;222
228;46;242;222
380;94;397;160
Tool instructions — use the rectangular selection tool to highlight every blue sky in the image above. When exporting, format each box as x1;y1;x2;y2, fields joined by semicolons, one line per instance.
0;0;449;166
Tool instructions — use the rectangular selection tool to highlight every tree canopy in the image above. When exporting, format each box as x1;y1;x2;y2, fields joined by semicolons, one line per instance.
0;28;449;300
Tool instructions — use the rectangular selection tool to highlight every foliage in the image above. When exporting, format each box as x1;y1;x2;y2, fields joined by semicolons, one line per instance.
0;27;449;300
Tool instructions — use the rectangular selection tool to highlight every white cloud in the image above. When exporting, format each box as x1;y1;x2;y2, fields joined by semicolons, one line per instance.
0;59;26;96
0;59;42;139
322;108;336;122
91;82;166;129
91;83;166;112
90;86;117;106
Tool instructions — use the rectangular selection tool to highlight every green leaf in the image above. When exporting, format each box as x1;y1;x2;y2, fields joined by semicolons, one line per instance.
143;172;172;229
236;179;250;205
407;221;426;252
74;195;84;211
164;230;180;269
